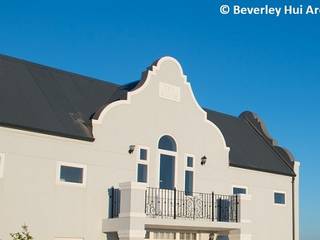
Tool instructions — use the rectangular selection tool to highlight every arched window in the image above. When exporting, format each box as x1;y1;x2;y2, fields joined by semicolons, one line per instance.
158;135;177;190
158;135;177;152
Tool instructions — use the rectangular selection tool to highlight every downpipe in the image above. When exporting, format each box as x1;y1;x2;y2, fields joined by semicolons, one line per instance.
292;176;295;240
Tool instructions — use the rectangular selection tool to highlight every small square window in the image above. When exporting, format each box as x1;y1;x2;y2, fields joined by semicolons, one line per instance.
274;192;285;204
187;156;193;167
140;149;148;160
233;187;247;195
137;164;148;183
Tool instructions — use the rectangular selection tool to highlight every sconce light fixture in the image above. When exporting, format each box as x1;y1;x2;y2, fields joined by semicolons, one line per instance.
201;155;207;165
128;145;135;154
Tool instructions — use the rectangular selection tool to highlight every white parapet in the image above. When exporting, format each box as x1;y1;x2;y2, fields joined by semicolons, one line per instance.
103;182;147;240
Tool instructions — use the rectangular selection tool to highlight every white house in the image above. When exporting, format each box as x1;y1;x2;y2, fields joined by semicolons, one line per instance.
0;54;299;240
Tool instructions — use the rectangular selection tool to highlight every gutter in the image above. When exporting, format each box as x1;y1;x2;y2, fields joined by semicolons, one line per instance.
292;176;295;240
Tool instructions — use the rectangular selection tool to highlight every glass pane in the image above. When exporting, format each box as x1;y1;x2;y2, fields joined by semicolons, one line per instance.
233;187;247;195
187;156;193;167
60;165;83;184
180;233;185;240
274;192;285;204
159;154;175;189
185;171;193;195
217;199;230;222
137;164;147;183
158;135;177;151
140;148;147;160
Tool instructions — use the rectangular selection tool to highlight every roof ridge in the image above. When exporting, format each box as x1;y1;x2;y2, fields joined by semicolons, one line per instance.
203;107;239;120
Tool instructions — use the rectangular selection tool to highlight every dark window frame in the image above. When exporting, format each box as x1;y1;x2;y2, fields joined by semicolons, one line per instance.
58;163;86;185
274;192;286;205
187;156;193;168
233;187;247;195
137;164;148;183
140;148;148;160
185;170;194;196
158;135;177;152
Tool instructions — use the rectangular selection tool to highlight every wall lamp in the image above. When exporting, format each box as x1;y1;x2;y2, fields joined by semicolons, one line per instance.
201;155;207;165
128;145;135;154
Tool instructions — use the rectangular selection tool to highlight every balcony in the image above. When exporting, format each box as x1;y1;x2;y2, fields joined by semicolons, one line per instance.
103;182;244;239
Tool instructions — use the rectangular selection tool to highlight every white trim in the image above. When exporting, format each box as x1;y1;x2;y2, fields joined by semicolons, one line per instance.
136;145;149;183
158;149;178;156
157;147;178;188
137;145;150;163
158;149;178;189
184;154;195;193
157;134;178;188
157;134;178;153
232;185;248;195
56;161;87;187
273;190;286;206
185;153;195;170
92;57;230;152
0;153;5;178
136;162;149;184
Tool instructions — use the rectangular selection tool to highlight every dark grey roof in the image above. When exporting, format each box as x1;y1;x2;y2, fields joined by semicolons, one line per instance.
0;54;140;141
205;110;295;176
0;54;295;176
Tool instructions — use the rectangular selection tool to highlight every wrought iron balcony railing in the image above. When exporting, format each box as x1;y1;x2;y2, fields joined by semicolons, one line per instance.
145;187;240;222
108;186;240;223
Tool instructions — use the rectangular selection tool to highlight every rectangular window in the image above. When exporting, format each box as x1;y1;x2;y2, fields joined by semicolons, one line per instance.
233;187;247;195
185;170;193;195
137;147;149;183
0;153;4;178
274;192;285;204
140;148;148;160
187;156;193;167
57;162;86;186
60;166;83;183
137;164;148;183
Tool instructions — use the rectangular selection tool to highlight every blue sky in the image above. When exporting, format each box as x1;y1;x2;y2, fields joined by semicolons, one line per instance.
0;1;319;239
